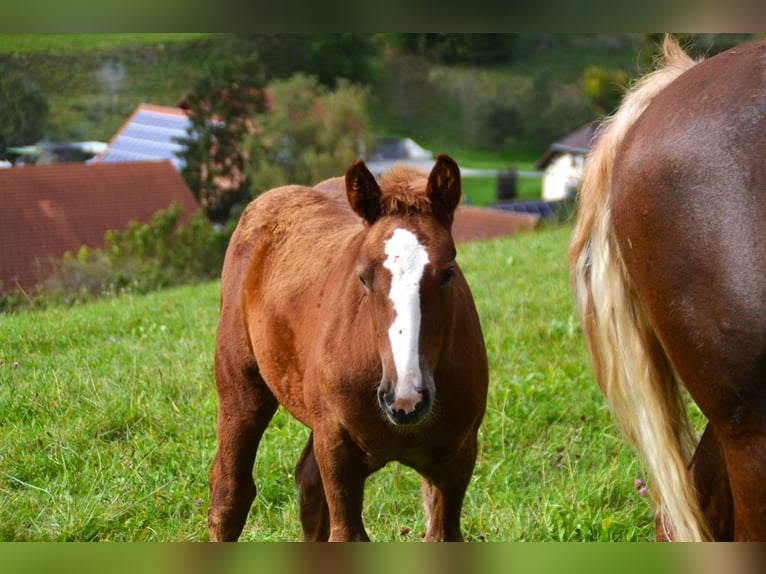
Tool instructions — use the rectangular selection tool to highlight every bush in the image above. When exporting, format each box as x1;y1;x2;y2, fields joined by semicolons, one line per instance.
0;57;49;157
582;65;629;116
471;71;593;153
0;204;231;312
245;74;371;193
472;98;524;153
393;34;518;66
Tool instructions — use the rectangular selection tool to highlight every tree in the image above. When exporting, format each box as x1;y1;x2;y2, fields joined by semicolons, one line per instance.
245;74;371;194
198;34;382;88
393;34;518;66
0;58;48;159
307;34;382;86
176;41;268;223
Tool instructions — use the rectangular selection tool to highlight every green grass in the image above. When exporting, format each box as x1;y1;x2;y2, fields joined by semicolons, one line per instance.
0;34;213;54
461;174;542;206
0;224;659;541
440;148;542;206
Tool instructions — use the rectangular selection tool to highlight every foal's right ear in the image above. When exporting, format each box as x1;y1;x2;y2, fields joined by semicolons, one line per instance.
346;159;382;225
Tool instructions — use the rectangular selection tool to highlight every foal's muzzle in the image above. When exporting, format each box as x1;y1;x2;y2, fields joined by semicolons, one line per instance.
378;383;432;426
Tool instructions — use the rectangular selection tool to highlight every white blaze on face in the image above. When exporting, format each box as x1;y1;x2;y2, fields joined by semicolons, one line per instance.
383;228;430;388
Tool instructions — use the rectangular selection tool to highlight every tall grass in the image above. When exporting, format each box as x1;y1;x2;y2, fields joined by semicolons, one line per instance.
0;224;655;541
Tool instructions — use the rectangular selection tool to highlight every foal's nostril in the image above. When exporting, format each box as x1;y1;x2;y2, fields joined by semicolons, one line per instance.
382;388;432;426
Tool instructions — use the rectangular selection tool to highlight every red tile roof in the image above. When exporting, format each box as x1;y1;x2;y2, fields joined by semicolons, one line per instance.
0;161;200;294
452;205;538;243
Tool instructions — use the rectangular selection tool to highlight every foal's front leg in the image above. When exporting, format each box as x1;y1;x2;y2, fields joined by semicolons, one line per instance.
418;434;478;542
311;427;372;541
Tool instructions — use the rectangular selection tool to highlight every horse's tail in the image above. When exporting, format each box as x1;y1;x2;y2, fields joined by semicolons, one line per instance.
568;36;711;542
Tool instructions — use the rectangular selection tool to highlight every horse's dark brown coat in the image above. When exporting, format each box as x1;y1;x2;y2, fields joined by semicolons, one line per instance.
611;38;766;540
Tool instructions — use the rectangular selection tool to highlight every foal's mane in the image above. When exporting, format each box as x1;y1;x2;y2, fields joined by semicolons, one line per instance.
377;164;432;216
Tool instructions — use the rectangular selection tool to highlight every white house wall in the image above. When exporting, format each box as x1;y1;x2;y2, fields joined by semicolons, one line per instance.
541;153;583;201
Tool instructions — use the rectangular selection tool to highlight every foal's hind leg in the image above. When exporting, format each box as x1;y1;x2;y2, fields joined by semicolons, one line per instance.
417;434;478;542
208;360;278;542
294;432;330;541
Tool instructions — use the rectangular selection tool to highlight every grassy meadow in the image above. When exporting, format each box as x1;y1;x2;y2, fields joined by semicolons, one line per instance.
0;223;657;542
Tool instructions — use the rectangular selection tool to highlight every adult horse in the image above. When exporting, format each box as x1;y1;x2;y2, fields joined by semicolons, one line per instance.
208;154;488;541
570;36;766;541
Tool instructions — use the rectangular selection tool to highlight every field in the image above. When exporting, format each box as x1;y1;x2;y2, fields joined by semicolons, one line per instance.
0;223;660;542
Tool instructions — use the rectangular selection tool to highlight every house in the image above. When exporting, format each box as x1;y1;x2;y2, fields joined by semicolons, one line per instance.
93;103;191;170
535;124;598;201
0;160;199;294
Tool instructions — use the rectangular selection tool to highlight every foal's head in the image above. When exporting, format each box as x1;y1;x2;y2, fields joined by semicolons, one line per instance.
346;154;462;427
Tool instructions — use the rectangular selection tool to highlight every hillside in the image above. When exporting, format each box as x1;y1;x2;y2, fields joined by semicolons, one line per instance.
0;34;646;147
0;33;756;208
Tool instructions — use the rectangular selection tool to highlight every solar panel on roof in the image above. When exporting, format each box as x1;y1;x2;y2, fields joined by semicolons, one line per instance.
122;123;187;140
98;106;191;170
132;110;191;131
112;135;184;152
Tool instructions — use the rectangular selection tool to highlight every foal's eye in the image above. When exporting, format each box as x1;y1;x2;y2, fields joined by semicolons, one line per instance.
357;271;370;290
440;267;455;288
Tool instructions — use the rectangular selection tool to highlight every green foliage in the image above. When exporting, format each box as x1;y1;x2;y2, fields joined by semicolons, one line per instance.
176;35;379;223
394;34;518;65
469;70;593;153
176;42;268;224
245;74;371;193
1;37;214;143
472;98;524;153
305;34;383;86
523;73;594;147
0;57;49;155
0;204;231;312
2;33;760;158
582;66;629;116
640;33;757;66
207;34;382;88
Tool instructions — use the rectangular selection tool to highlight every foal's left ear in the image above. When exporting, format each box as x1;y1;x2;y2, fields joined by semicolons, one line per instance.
346;159;382;224
427;154;462;227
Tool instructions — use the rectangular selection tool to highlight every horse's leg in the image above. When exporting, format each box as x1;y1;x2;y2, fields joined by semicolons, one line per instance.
689;424;734;540
655;423;734;541
294;432;330;541
311;428;371;541
417;433;478;542
208;360;279;542
713;422;766;541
